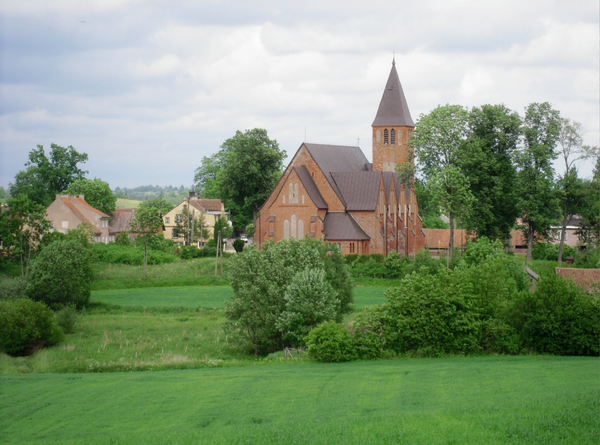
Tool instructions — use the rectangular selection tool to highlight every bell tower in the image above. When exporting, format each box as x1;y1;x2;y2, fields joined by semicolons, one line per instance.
372;59;414;172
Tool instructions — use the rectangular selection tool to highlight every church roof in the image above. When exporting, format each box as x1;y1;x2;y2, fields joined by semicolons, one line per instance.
330;172;381;211
294;166;328;209
323;212;370;241
303;143;371;206
372;60;414;127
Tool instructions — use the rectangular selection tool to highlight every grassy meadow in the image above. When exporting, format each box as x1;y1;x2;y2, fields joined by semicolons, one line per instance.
2;356;598;444
115;198;141;208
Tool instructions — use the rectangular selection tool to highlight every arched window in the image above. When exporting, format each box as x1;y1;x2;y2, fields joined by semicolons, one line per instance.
383;129;389;144
284;220;290;240
291;215;297;240
302;195;305;205
391;129;396;145
283;194;286;204
294;183;299;204
298;220;304;239
288;183;293;203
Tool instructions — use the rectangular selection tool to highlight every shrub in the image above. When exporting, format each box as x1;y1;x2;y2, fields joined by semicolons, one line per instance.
385;267;480;356
352;305;390;360
0;298;64;356
384;252;407;279
508;274;599;356
405;249;442;276
532;242;577;261
277;268;339;346
306;321;356;362
91;243;178;265
233;239;245;253
0;275;27;300
27;240;93;309
55;306;78;334
114;231;131;246
462;237;504;266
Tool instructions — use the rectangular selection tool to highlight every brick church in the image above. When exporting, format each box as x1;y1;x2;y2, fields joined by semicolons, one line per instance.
256;60;426;256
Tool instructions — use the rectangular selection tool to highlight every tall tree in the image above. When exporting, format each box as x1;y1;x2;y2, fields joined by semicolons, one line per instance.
9;144;88;207
412;104;473;265
577;157;600;245
461;104;521;242
194;129;286;231
516;103;561;263
130;201;163;279
64;178;117;216
1;195;51;279
555;119;599;263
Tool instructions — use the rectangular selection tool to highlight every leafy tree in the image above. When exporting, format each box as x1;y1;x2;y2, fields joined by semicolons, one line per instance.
142;197;174;214
1;195;51;279
213;216;233;241
414;177;448;229
0;186;6;200
461;104;521;242
194;129;286;230
9;144;88;207
64;178;117;216
412;105;473;265
26;240;93;310
232;238;245;253
577;158;600;245
130;201;164;278
516;103;561;263
225;238;352;355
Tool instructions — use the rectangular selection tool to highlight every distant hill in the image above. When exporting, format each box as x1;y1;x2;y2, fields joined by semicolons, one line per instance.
113;185;193;205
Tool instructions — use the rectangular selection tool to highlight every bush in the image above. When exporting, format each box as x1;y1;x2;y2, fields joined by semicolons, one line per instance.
0;298;64;356
532;242;577;261
91;243;178;265
508;274;599;356
0;275;27;300
384;252;408;279
352;305;389;360
385;267;480;356
233;239;245;253
55;306;78;334
277;268;339;346
306;321;356;362
27;240;93;310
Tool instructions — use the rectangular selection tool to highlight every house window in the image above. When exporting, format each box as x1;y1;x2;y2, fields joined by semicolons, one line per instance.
172;229;179;238
350;242;355;253
176;214;182;223
383;129;389;145
165;217;170;224
391;129;396;145
337;243;342;251
62;220;69;229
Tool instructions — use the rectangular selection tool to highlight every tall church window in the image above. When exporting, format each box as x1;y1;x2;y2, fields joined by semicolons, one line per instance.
383;129;389;144
284;220;290;240
288;183;293;203
291;215;297;240
391;129;396;145
294;183;299;204
283;194;286;204
298;220;304;240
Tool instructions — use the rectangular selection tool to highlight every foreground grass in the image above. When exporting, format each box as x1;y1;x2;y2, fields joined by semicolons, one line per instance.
1;356;598;444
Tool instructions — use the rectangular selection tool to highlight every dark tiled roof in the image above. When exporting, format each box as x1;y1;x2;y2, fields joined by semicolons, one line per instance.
330;172;381;211
304;143;370;204
372;61;414;127
109;208;135;233
323;212;370;241
382;172;394;203
294;166;328;209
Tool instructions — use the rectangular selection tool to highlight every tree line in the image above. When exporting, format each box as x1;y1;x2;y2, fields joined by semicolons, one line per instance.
411;103;599;264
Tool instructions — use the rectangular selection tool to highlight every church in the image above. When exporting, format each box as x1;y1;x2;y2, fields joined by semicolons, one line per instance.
255;60;426;257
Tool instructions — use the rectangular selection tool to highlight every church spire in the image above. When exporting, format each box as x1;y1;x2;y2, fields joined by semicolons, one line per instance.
372;60;414;127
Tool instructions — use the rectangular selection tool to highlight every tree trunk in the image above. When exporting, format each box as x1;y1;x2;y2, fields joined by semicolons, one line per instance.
448;212;454;268
526;226;534;264
557;205;569;264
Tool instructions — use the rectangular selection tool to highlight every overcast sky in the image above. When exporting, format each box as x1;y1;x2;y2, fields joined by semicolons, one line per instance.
1;0;598;190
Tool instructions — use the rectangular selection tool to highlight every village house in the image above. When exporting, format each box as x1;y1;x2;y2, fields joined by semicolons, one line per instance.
256;60;426;256
162;193;227;245
46;194;113;243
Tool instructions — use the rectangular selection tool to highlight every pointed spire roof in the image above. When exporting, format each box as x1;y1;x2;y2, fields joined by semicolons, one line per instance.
372;60;414;127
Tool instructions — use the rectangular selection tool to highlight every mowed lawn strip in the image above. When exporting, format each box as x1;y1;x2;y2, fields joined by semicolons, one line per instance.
91;285;388;310
1;356;598;445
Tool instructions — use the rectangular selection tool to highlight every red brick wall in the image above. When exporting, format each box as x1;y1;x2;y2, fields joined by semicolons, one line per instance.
372;126;414;172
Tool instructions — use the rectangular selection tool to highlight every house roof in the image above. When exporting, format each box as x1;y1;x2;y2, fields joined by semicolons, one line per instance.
304;143;371;205
330;172;381;211
555;268;600;293
372;60;414;127
189;198;223;212
294;166;328;209
322;212;370;241
109;208;135;233
59;196;106;234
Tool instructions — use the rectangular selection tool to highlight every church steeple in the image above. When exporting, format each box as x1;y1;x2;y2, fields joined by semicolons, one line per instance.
372;60;414;172
372;61;414;127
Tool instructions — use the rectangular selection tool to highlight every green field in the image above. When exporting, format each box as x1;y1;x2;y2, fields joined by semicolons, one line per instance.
115;198;141;208
1;356;597;444
90;285;388;310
